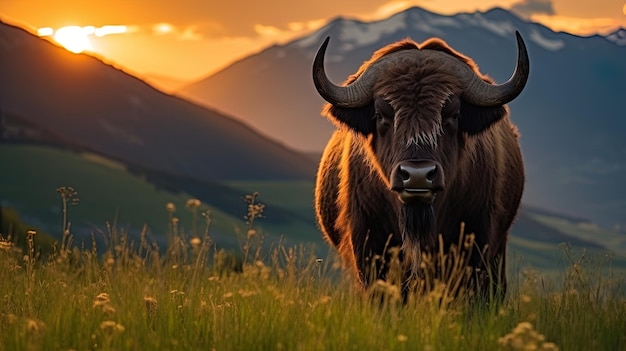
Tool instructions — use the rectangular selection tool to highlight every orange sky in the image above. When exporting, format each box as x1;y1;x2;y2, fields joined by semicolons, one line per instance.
2;0;625;89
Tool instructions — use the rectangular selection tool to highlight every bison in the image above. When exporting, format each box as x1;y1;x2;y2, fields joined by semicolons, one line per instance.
312;32;529;300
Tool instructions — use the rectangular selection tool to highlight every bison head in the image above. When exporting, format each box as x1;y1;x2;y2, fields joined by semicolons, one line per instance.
313;32;529;254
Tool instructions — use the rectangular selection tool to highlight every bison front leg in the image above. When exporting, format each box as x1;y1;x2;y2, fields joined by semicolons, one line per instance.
350;227;406;291
469;248;507;304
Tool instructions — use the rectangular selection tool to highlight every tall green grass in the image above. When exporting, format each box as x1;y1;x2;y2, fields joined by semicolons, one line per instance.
0;190;624;351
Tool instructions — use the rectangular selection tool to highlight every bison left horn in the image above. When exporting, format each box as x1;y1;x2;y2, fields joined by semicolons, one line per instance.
312;32;530;108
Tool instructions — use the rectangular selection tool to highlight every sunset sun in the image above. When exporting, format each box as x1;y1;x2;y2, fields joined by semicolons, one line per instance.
53;26;93;53
37;25;128;54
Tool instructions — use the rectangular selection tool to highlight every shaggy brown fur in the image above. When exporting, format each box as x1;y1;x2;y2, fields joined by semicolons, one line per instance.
314;38;525;300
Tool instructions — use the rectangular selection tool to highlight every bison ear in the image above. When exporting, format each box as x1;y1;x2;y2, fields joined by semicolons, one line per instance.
325;104;376;135
458;103;508;135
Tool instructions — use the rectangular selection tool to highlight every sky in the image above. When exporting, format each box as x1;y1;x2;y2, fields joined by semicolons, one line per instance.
2;0;626;89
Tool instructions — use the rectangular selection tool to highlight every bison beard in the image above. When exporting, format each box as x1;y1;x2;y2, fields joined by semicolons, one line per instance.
399;202;436;279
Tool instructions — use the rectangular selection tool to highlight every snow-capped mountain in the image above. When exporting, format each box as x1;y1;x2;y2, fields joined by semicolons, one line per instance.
606;28;626;46
179;7;626;228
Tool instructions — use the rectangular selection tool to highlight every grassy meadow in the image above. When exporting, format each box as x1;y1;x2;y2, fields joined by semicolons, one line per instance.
1;190;625;351
1;144;626;350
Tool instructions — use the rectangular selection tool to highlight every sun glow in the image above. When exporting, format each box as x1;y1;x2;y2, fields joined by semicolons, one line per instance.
52;26;93;53
153;22;175;35
37;25;129;54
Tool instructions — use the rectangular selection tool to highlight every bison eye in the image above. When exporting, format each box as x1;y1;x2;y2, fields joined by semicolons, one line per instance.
375;111;389;123
444;112;460;134
375;111;391;134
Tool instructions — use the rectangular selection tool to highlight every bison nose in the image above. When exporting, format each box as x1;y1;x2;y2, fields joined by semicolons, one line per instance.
390;160;444;204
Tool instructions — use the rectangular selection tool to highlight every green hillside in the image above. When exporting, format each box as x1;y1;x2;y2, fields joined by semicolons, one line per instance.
0;144;244;248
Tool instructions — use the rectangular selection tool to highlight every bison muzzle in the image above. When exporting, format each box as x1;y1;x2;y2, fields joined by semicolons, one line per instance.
312;31;529;301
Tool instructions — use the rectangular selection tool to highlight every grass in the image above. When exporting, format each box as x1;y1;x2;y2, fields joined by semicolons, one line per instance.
1;191;625;351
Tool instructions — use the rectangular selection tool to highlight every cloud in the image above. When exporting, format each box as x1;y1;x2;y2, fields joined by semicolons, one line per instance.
509;0;620;35
12;0;448;41
147;0;390;38
510;0;554;17
37;25;133;38
530;14;620;35
93;25;131;37
150;22;223;41
254;24;285;37
152;23;175;35
365;1;415;20
179;26;203;41
288;19;328;32
253;19;328;43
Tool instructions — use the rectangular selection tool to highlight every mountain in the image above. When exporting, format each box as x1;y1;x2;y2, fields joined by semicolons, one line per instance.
605;28;626;46
0;21;316;182
179;7;626;228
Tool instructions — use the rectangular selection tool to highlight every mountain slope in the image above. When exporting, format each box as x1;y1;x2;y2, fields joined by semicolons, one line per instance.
0;21;316;181
0;144;321;249
179;7;626;228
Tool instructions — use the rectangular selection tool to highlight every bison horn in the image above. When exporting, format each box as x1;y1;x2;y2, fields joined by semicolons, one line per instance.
312;31;529;108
